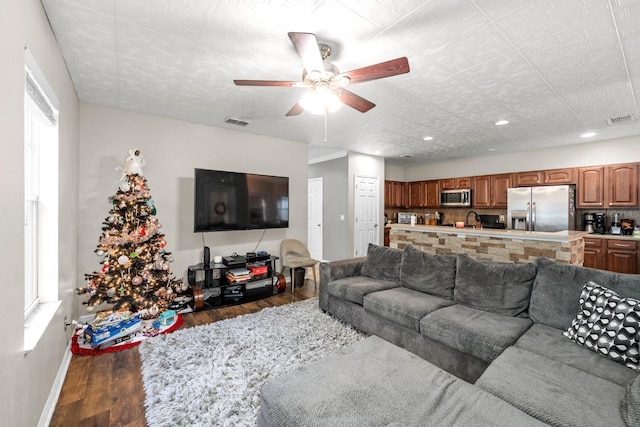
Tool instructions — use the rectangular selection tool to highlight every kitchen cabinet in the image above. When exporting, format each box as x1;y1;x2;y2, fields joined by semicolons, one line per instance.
425;180;440;207
514;171;543;187
385;180;408;208
408;181;424;207
583;238;606;270
577;163;638;208
515;168;576;186
577;166;605;208
490;174;512;207
606;163;638;207
472;175;491;207
583;237;638;274
384;181;393;208
384;227;390;247
606;239;638;274
544;168;575;184
439;177;471;190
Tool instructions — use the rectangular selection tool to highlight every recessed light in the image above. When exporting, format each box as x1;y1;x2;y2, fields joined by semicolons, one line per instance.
487;148;496;152
423;136;434;141
581;132;597;138
374;150;381;155
494;120;509;126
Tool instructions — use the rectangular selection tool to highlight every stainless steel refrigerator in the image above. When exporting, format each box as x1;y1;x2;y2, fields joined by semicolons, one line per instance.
507;185;576;232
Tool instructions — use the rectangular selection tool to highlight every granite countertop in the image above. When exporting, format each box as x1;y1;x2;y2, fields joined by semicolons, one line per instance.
388;223;588;243
581;233;640;241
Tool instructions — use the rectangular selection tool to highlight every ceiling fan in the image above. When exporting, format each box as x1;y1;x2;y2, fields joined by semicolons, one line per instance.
233;32;410;116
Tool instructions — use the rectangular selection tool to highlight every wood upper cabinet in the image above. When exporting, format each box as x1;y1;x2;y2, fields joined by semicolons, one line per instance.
514;171;543;187
439;177;471;190
385;180;408;208
472;175;491;207
515;168;575;187
606;163;638;207
408;181;424;207
577;166;605;208
544;168;575;184
578;163;638;208
490;173;512;207
424;180;440;208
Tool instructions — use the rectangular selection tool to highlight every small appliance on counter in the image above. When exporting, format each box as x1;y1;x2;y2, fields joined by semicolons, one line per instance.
397;212;417;224
594;213;606;234
479;214;506;229
621;218;636;236
583;212;595;234
610;213;622;235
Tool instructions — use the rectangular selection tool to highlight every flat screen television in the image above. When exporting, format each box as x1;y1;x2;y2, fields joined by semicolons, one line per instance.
194;168;289;232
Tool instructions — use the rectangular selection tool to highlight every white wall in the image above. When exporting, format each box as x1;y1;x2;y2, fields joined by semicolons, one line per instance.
0;0;79;425
402;136;640;181
78;104;309;313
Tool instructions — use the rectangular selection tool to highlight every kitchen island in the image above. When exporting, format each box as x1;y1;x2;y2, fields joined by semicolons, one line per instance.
389;224;586;265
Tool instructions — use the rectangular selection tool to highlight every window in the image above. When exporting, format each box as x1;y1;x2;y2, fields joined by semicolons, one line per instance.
24;49;59;320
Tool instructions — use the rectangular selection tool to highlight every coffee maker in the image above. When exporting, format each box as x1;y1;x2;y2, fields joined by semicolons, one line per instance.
583;213;595;234
594;213;606;234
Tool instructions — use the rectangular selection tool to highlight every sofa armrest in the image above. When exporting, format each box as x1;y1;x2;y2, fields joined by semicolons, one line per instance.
319;257;366;311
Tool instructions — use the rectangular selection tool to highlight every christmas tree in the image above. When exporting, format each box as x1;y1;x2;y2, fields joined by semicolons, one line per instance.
78;149;185;316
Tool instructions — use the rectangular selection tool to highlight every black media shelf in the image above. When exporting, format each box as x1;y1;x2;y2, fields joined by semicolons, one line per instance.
186;255;279;311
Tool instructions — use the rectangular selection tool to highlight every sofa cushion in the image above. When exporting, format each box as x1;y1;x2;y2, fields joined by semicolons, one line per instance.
453;254;536;316
327;276;398;306
420;304;532;363
564;281;640;370
515;323;637;387
529;257;640;330
621;374;640;426
399;244;456;299
476;346;627;427
360;243;403;282
258;336;546;427
363;287;454;331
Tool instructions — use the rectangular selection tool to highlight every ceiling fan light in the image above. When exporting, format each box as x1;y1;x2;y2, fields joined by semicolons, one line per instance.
300;88;343;114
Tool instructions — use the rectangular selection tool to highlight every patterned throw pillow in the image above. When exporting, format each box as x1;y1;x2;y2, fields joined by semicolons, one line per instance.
564;281;640;370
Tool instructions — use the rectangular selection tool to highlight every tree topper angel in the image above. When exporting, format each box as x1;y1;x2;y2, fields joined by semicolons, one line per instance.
121;149;145;177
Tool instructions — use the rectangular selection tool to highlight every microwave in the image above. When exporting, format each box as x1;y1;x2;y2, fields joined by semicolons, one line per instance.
440;189;471;207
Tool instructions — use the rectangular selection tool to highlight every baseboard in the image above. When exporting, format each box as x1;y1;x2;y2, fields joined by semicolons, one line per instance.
38;340;72;427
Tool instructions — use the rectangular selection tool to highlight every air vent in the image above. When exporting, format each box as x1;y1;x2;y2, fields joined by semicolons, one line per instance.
224;117;251;127
606;114;637;125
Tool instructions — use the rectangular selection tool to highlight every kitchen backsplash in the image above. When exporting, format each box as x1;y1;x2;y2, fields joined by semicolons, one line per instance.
385;207;640;231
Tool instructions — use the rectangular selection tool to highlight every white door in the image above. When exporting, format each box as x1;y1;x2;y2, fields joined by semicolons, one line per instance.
308;177;323;260
354;175;379;257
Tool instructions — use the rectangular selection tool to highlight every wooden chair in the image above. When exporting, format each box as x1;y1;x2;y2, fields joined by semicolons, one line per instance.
280;239;319;293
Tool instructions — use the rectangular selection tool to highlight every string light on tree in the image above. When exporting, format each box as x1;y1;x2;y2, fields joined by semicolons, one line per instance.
77;149;186;316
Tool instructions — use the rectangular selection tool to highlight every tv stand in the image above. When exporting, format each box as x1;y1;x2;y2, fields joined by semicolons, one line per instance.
186;255;279;311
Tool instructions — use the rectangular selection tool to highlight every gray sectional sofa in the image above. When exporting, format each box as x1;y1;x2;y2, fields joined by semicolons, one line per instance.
259;243;640;426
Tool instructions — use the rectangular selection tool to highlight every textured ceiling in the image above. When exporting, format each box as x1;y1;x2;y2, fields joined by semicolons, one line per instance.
41;0;640;166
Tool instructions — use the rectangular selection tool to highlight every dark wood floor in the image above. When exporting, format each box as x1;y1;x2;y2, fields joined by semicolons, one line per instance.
50;282;318;427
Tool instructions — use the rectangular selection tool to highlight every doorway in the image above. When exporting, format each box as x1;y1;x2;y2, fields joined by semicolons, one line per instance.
354;174;379;257
307;177;323;261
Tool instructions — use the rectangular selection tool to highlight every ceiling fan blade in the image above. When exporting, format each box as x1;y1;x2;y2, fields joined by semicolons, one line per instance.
288;32;325;74
342;57;410;84
285;102;304;116
337;89;376;113
234;79;298;87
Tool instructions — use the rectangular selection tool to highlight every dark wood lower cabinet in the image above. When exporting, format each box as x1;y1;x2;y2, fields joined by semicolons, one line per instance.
606;240;638;274
583;238;606;270
583;237;638;274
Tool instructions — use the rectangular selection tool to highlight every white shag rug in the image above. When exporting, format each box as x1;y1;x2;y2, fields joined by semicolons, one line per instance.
139;298;366;426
